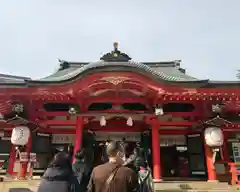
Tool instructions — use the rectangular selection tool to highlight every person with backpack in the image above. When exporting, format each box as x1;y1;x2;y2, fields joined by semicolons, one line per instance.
135;157;153;192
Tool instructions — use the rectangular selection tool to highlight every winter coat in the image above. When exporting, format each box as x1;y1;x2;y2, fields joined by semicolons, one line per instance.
138;168;154;192
72;160;91;192
37;166;79;192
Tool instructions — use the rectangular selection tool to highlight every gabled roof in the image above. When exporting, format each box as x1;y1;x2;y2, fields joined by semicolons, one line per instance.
30;42;204;84
35;60;203;83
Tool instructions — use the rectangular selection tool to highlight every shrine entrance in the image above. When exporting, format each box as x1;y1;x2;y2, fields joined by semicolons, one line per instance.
161;146;178;177
93;140;137;166
93;132;140;166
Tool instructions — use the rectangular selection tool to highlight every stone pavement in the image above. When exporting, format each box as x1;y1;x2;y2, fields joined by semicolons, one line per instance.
0;179;238;192
0;180;39;192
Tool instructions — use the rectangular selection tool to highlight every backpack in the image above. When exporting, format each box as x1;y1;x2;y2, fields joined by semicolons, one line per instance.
138;169;153;192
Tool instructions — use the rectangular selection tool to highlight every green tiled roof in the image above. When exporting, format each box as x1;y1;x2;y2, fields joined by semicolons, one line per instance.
150;66;198;81
34;60;204;83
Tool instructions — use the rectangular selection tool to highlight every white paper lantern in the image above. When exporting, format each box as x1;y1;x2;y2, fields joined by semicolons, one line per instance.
204;127;223;147
11;126;30;146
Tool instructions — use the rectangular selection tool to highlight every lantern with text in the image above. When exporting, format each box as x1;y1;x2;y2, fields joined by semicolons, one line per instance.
19;152;28;162
204;127;224;163
11;126;30;146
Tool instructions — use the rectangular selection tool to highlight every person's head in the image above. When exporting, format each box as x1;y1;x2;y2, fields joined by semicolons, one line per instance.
49;151;71;168
106;141;125;163
105;140;110;145
133;147;140;155
134;157;145;170
75;148;86;162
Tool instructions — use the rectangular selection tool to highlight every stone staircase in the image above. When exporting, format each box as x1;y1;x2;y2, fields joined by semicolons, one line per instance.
154;181;232;191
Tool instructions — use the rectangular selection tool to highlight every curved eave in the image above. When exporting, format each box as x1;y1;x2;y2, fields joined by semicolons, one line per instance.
205;81;240;88
0;81;28;88
26;61;208;87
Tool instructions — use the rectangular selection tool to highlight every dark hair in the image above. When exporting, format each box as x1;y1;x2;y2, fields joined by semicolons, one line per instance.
134;157;145;169
48;152;71;168
75;148;86;160
106;141;123;157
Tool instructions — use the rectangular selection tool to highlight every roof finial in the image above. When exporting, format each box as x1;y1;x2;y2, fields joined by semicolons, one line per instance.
113;41;118;52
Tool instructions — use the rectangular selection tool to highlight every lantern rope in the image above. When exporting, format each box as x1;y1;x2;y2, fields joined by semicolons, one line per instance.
6;115;41;133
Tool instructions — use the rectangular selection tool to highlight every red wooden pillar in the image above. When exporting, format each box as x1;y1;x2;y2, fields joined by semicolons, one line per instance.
18;134;32;180
204;142;217;181
7;145;16;175
151;119;162;181
73;116;83;163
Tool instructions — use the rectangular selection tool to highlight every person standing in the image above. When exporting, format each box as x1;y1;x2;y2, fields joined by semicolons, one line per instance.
87;141;138;192
135;157;153;192
72;148;91;192
37;152;78;192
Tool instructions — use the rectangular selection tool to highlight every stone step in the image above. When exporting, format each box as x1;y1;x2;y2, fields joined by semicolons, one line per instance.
154;181;230;191
156;190;230;192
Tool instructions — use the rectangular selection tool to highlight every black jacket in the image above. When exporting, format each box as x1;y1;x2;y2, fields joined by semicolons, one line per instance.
37;166;79;192
72;160;91;192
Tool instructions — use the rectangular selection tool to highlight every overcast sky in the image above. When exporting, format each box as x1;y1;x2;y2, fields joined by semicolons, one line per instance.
0;0;239;81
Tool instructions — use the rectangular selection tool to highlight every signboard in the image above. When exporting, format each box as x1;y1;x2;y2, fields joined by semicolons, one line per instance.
52;134;75;144
159;135;186;146
95;132;140;141
20;152;28;162
30;153;37;162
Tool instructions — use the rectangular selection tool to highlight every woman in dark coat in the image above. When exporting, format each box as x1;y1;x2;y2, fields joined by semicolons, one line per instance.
37;152;78;192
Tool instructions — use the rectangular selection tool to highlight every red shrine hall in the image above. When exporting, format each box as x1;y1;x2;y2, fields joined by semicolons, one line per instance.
0;42;239;182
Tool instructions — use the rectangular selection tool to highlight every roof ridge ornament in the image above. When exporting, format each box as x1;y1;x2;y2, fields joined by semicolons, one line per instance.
100;42;132;62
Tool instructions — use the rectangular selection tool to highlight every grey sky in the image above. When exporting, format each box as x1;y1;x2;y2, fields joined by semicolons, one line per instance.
0;0;239;81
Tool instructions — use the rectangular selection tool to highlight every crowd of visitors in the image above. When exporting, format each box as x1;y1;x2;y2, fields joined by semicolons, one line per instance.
37;140;153;192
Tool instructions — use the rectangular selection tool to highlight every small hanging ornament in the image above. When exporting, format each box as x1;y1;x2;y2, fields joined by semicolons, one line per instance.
126;117;133;126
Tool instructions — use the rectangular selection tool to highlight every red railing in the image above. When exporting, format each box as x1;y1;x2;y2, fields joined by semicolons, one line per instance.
228;162;240;185
215;161;240;185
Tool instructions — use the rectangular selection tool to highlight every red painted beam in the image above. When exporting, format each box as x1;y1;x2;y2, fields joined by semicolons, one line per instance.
158;121;196;126
38;128;200;135
164;112;202;117
34;111;203;121
15;127;200;135
37;119;146;126
35;111;70;116
83;97;150;104
34;110;153;117
36;119;198;127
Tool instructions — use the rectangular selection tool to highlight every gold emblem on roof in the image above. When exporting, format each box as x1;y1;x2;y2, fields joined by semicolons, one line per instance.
101;76;129;85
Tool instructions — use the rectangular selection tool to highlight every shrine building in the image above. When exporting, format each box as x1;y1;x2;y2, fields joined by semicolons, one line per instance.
0;42;240;182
